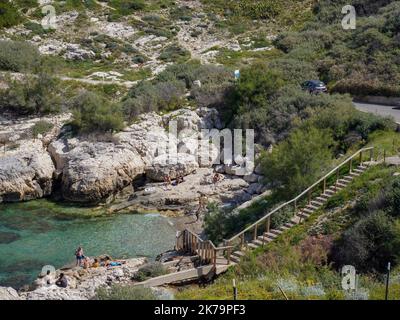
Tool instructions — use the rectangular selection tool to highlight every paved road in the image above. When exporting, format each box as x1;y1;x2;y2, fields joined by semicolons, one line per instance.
353;102;400;124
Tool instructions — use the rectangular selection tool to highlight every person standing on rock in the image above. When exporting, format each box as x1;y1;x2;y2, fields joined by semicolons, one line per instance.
195;194;208;222
75;246;85;267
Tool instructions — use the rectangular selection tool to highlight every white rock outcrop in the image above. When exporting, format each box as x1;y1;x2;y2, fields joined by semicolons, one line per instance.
49;141;145;203
0;140;55;203
0;287;20;300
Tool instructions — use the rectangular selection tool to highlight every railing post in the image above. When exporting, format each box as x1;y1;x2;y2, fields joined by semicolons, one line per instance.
336;168;339;191
323;178;326;194
384;149;386;163
359;151;363;166
370;148;373;163
308;189;312;205
266;216;271;234
227;242;231;265
213;248;217;269
253;224;258;241
349;158;353;173
294;199;297;213
240;234;244;249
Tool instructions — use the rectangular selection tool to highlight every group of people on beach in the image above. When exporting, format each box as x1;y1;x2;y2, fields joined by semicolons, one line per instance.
163;171;185;190
75;246;123;269
38;247;125;289
164;171;223;190
162;170;224;222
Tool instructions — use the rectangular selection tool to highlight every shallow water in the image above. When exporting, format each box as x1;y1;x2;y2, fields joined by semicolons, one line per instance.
0;200;176;289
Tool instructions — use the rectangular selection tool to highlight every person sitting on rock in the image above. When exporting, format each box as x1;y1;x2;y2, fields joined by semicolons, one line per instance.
163;175;172;190
212;173;222;184
55;273;68;288
83;257;91;269
175;172;184;185
92;258;100;268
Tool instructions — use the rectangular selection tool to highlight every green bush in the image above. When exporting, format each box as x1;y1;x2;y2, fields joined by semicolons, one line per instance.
31;120;54;138
110;0;146;15
159;44;191;63
133;262;167;282
0;41;41;72
330;211;400;273
260;126;334;199
0;2;22;29
0;74;61;115
96;285;156;300
122;80;185;121
70;90;124;133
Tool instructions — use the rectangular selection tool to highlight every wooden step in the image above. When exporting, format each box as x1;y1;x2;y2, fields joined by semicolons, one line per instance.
297;211;310;219
316;196;328;203
270;229;284;236
342;176;353;182
311;200;324;207
305;204;319;211
302;207;315;214
325;189;336;195
278;225;291;231
232;251;245;257
247;243;259;249
350;172;361;177
358;165;367;170
320;193;332;200
264;232;278;239
257;235;274;243
283;222;295;228
336;182;347;188
230;255;241;263
290;215;302;224
338;179;350;185
353;168;364;173
252;239;264;246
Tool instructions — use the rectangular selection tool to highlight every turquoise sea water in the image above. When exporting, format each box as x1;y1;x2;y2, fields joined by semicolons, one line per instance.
0;200;176;289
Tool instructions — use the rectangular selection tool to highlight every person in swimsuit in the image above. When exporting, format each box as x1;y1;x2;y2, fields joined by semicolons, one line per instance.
75;246;84;267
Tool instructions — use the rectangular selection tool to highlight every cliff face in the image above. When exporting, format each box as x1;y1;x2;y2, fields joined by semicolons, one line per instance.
0;108;267;209
0;141;54;203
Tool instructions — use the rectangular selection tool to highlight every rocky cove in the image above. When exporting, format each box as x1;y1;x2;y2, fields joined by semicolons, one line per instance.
0;107;268;214
0;107;268;299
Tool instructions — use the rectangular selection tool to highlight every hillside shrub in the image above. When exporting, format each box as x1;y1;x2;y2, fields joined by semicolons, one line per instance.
330;211;400;273
31;120;54;138
0;74;61;115
0;2;22;29
133;262;167;282
0;41;41;72
260;126;334;199
70;90;124;133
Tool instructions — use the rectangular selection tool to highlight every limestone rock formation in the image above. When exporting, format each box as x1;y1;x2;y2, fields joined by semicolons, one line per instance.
146;153;199;182
0;141;55;203
51;141;145;203
0;287;20;300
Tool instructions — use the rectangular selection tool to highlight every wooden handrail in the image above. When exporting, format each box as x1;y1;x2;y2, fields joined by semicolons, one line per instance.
177;147;375;265
226;147;374;243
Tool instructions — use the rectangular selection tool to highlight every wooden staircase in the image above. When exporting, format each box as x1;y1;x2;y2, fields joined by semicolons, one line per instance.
174;147;378;277
229;164;368;263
